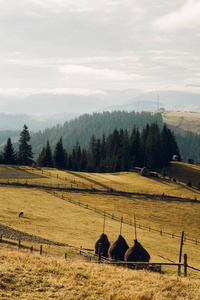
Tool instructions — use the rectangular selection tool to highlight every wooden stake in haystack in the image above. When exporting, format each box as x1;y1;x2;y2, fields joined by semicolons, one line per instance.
95;212;110;258
108;217;129;261
124;214;150;263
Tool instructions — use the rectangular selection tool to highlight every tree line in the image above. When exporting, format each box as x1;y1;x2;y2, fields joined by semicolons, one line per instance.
0;122;181;172
30;111;163;159
37;122;181;172
0;125;34;166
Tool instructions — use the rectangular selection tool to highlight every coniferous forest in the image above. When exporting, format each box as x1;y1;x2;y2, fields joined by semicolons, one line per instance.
36;122;181;172
1;110;200;169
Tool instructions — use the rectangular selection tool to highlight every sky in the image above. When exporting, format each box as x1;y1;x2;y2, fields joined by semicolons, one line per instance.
1;0;200;104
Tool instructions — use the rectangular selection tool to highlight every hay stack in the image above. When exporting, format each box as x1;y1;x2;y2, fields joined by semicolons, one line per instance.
140;167;149;177
108;235;129;261
95;233;110;257
124;239;150;262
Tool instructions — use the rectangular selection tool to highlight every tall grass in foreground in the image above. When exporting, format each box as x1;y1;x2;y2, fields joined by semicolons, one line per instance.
1;244;200;300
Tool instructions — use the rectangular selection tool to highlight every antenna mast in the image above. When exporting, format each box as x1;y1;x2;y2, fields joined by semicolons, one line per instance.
157;95;159;111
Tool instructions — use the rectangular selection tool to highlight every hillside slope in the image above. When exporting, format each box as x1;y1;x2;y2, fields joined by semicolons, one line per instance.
162;111;200;135
0;163;200;279
1;245;200;299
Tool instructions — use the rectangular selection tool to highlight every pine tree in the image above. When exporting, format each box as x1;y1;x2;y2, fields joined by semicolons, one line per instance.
145;122;161;170
80;149;87;171
86;135;97;172
140;124;150;167
36;146;46;167
44;140;53;167
130;126;141;168
3;137;16;165
18;125;34;166
53;137;66;169
36;140;53;167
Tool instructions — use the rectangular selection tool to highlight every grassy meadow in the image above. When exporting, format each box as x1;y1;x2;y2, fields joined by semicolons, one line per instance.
1;162;200;298
162;111;200;134
1;244;200;299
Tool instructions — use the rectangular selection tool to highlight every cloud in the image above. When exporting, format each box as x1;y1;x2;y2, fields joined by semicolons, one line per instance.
0;87;107;97
153;0;200;31
0;0;144;15
59;65;134;81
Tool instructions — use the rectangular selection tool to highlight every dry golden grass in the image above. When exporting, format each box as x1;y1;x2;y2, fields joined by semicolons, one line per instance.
0;163;200;280
1;244;200;299
162;111;200;134
1;164;199;199
1;183;200;278
166;162;200;187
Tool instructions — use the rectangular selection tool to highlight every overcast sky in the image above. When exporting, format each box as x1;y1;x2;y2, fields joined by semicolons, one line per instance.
1;0;200;102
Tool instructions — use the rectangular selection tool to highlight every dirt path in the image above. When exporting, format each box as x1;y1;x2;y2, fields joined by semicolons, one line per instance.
0;169;45;179
0;223;67;246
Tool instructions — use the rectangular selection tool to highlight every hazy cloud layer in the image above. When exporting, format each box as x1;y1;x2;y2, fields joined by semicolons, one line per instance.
0;0;200;104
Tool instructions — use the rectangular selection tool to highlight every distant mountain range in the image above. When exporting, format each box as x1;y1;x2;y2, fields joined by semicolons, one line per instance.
104;90;200;112
0;89;199;133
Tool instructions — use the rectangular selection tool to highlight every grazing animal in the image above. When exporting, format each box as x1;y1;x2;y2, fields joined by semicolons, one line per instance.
108;235;129;261
95;233;110;258
19;211;23;217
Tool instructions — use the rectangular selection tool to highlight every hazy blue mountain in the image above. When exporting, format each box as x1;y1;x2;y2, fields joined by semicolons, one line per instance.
0;89;199;116
125;90;200;112
0;112;78;132
104;90;200;112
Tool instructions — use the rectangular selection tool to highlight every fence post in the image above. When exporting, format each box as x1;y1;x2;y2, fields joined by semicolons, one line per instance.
40;245;43;255
178;231;184;276
80;245;82;255
98;243;102;262
30;246;33;252
0;234;2;242
184;253;187;277
65;253;67;260
19;239;21;248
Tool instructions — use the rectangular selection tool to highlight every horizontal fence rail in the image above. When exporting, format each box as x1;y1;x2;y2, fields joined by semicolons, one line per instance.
1;167;200;246
80;246;189;277
52;191;200;247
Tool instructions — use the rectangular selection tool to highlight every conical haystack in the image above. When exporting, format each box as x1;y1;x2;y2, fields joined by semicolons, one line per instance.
124;239;150;262
108;235;129;261
95;233;110;258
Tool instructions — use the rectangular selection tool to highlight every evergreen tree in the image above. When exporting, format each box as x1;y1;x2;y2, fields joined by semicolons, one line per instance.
37;140;53;167
86;135;97;172
44;139;53;167
53;137;66;169
140;124;150;167
36;146;46;167
3;137;16;165
80;149;87;171
145;122;161;170
18;125;34;166
99;133;107;172
0;152;3;164
130;126;141;168
71;142;82;171
119;129;130;171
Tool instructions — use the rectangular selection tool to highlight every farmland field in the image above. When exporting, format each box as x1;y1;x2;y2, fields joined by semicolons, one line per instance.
0;163;200;298
162;111;200;134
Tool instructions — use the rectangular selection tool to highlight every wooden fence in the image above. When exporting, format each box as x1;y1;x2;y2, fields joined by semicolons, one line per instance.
0;234;70;259
1;233;199;278
51;191;200;247
0;178;200;246
80;245;189;277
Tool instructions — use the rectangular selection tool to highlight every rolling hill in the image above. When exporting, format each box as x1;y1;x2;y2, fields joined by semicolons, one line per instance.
1;162;200;297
